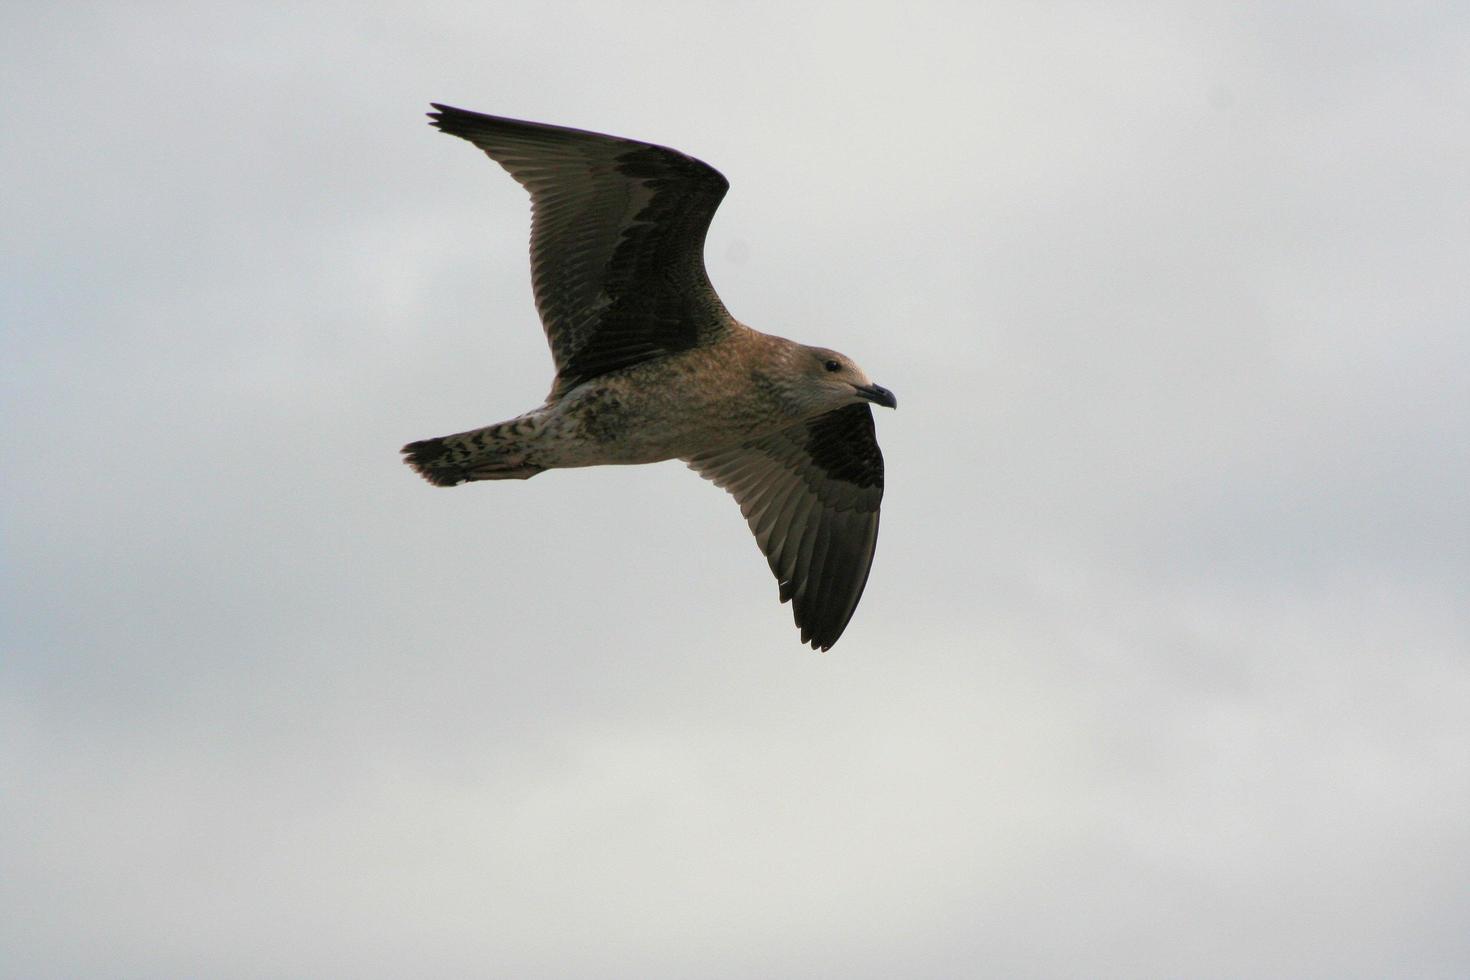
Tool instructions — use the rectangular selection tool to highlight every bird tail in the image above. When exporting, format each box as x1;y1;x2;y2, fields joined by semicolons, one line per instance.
401;414;546;486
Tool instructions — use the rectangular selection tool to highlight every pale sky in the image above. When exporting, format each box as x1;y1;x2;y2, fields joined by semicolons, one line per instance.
3;2;1468;977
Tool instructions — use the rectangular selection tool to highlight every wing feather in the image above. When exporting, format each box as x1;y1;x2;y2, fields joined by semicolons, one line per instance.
429;104;733;395
687;404;885;651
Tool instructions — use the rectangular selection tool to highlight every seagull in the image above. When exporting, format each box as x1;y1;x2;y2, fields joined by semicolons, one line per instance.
403;104;896;650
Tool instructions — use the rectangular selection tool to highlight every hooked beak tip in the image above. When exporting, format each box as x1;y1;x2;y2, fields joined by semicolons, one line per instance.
857;383;898;409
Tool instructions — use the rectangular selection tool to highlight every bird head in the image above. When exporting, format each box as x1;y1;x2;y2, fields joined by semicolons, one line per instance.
788;345;898;416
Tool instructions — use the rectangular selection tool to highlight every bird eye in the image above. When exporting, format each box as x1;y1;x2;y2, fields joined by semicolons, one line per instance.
824;359;842;372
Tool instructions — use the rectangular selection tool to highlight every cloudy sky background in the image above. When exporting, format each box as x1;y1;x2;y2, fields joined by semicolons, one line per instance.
4;2;1468;976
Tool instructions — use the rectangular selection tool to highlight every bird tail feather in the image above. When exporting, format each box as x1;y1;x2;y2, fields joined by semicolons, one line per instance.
401;416;545;486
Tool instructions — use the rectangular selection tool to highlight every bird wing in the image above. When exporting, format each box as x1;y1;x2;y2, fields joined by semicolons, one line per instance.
429;104;733;396
686;404;885;651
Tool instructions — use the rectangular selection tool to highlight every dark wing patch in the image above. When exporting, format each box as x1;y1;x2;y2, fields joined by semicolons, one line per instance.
429;104;732;395
805;404;886;489
687;404;885;651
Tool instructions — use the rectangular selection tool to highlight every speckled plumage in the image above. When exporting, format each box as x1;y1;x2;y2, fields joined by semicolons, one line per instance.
402;105;896;650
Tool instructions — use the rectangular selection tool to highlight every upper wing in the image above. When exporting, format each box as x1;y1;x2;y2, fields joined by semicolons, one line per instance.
430;104;734;396
687;404;885;651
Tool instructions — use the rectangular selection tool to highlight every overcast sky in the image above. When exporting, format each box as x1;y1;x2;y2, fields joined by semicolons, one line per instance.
3;2;1468;977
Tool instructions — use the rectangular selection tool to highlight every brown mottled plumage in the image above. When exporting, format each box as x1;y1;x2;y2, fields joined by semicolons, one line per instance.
403;104;896;650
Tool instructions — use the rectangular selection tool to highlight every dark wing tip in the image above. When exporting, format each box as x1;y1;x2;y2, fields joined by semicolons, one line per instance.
427;103;535;142
788;534;878;654
795;596;853;653
426;102;485;137
783;581;843;652
800;623;838;653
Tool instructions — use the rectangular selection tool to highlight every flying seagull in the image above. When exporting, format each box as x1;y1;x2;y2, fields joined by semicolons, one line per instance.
403;104;896;650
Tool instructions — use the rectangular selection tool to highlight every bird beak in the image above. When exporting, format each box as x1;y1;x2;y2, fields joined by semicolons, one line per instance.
855;383;898;409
